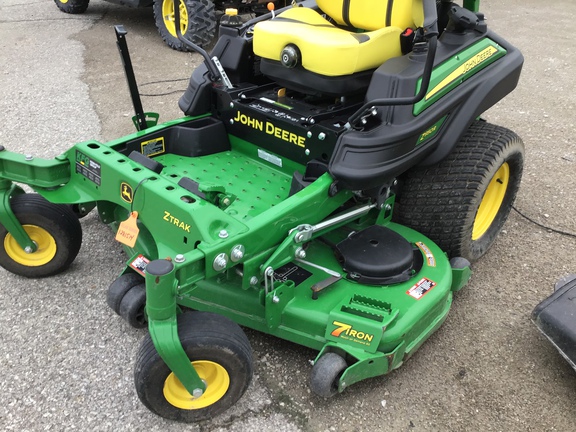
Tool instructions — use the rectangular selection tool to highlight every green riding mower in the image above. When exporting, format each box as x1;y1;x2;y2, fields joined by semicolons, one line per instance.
2;0;524;423
53;0;288;50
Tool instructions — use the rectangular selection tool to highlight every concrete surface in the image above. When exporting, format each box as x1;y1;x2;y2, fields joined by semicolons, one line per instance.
1;0;575;431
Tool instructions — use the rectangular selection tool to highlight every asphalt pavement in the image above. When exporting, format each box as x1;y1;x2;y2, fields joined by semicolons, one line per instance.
1;1;576;431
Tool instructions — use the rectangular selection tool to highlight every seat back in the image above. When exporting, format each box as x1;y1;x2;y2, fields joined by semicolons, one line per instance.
316;0;424;31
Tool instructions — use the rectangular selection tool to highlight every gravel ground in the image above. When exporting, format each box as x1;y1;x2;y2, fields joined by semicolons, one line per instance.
1;1;575;431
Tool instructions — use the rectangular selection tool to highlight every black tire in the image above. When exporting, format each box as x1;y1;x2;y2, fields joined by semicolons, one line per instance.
395;120;524;262
310;352;347;398
153;0;216;51
135;311;253;422
107;272;144;314
0;194;82;278
119;284;147;328
54;0;89;14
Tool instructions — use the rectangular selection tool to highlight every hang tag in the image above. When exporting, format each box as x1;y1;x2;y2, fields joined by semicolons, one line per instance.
115;211;140;248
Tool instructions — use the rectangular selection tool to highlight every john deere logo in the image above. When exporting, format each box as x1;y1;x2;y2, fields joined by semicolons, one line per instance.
121;182;133;203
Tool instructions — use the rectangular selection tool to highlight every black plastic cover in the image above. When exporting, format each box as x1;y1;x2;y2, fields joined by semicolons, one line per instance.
532;277;576;369
336;225;421;285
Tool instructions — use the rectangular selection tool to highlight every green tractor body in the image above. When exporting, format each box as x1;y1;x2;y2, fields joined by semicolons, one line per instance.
2;0;524;422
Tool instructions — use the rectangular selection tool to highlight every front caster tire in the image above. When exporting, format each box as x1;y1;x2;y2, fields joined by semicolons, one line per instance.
395;120;524;262
153;0;216;51
134;311;253;422
107;272;144;314
54;0;89;14
310;353;347;398
119;284;147;329
0;194;82;278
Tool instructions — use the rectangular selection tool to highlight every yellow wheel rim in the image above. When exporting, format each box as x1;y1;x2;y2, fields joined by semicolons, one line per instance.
472;162;510;240
4;225;57;267
60;0;69;4
163;360;229;410
162;0;189;38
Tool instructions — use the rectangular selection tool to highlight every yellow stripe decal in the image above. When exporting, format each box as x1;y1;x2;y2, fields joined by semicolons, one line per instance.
426;45;499;100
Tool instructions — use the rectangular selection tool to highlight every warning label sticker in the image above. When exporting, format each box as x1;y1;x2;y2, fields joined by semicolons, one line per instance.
76;150;101;186
141;137;165;157
416;242;436;267
129;254;150;276
407;277;437;300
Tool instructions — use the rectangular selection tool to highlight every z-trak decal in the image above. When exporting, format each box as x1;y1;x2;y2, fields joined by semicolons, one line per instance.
163;211;191;232
233;111;306;148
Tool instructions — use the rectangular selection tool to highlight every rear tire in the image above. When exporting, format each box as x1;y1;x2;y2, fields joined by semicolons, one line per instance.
54;0;89;14
153;0;216;51
395;121;524;262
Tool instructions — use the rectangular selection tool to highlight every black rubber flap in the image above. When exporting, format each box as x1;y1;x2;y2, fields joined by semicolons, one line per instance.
532;277;576;369
336;225;416;285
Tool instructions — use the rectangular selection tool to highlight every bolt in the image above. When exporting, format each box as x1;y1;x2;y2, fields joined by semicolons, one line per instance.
222;197;231;207
309;118;315;124
306;131;312;138
219;229;229;239
231;245;245;262
192;388;204;398
24;246;33;254
265;267;274;277
229;102;234;108
250;276;259;286
174;254;185;263
272;295;280;304
384;204;392;212
295;232;304;243
25;154;33;161
318;132;326;141
229;119;234;125
213;253;228;271
305;149;310;156
295;247;306;259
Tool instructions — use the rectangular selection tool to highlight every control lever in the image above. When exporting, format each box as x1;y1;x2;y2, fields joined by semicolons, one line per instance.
173;4;233;88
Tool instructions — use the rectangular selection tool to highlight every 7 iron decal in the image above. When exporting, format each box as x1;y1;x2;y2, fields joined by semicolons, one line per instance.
330;321;374;344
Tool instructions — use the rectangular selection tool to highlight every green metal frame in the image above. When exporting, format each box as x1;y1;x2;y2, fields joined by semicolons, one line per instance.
0;0;494;406
0;120;472;396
